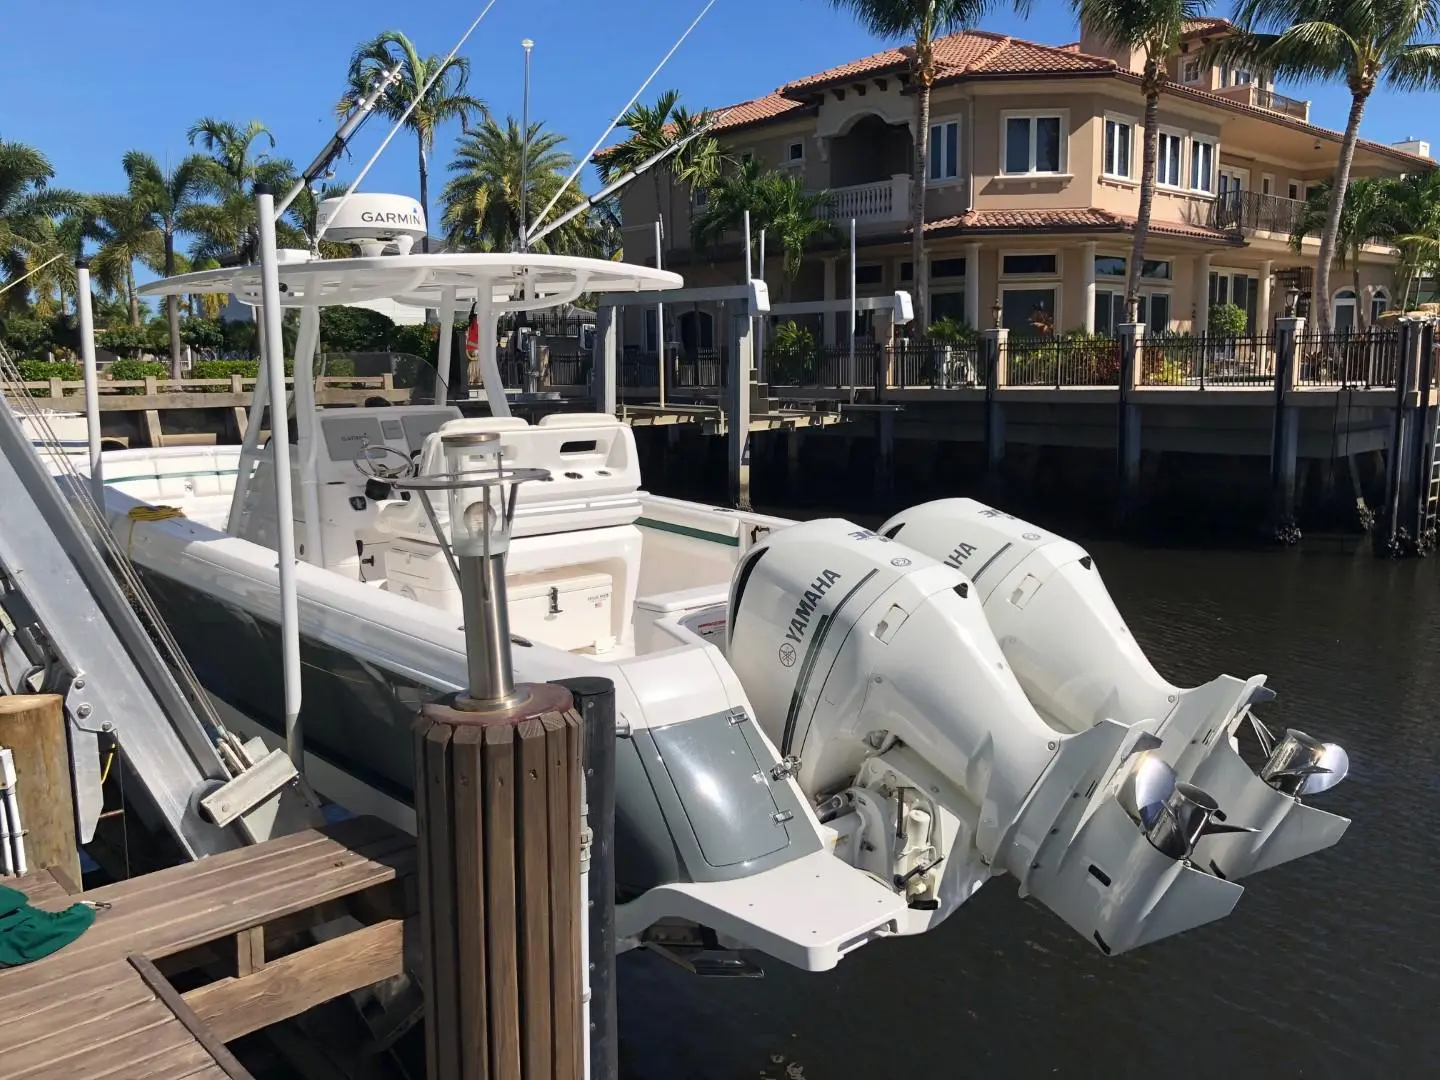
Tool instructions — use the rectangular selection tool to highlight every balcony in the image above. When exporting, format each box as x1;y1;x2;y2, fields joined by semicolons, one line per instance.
1208;190;1308;236
1215;83;1311;122
815;175;912;225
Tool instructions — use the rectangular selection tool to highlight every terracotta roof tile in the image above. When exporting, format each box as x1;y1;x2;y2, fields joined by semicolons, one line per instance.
1181;17;1232;38
710;92;809;132
781;30;1014;92
922;208;1239;242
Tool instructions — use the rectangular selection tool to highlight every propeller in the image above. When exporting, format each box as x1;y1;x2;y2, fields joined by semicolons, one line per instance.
1257;725;1350;797
1117;753;1257;861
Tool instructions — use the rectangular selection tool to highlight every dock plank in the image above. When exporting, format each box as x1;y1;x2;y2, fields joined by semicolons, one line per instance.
4;867;72;909
0;818;411;1080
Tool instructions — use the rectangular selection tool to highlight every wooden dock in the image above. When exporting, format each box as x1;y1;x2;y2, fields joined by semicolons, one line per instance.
0;816;414;1080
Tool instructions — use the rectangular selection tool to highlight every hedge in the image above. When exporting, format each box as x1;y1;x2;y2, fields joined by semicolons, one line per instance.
107;358;170;393
16;359;81;382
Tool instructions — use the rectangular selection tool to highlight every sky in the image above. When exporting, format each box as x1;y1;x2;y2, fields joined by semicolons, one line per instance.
2;0;1438;226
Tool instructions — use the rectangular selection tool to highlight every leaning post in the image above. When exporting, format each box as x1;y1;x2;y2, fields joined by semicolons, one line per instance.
1116;322;1144;522
981;327;1007;491
1269;314;1304;544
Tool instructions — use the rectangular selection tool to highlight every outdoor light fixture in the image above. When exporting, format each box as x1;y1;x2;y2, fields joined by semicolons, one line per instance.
1285;285;1300;317
396;430;549;711
991;296;1003;329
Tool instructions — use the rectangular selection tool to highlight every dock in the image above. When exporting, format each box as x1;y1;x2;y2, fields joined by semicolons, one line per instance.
0;817;414;1080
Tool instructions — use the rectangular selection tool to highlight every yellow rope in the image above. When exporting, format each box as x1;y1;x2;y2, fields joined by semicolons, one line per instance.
126;505;185;558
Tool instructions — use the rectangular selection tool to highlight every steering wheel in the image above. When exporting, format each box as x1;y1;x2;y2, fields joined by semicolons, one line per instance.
353;444;415;481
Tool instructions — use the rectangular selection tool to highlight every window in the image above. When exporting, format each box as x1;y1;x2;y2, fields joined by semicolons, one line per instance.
740;150;754;165
1182;57;1204;83
1001;287;1057;337
644;310;658;353
694;186;709;209
1144;292;1172;331
1221;66;1254;88
786;141;804;164
855;264;884;286
1371;290;1389;323
1261;173;1274;196
1287;181;1301;201
1003;114;1063;174
1094;255;1169;279
1157;132;1184;187
1095;290;1171;333
932;257;966;279
930;290;967;323
929;120;960;181
1190;137;1216;193
1103;117;1133;179
1002;253;1057;276
1333;288;1358;333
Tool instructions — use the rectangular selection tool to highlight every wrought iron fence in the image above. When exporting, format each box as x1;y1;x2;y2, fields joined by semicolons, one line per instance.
1001;336;1121;388
889;340;983;387
1139;334;1275;387
1296;330;1401;388
766;343;884;388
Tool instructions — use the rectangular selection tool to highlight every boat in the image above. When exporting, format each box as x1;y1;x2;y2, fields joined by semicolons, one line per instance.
40;198;1350;974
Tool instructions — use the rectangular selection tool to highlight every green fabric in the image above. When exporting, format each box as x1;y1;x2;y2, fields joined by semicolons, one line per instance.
0;883;95;967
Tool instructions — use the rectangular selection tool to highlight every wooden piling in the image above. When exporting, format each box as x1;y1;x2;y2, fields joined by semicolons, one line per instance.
414;683;582;1080
0;694;80;885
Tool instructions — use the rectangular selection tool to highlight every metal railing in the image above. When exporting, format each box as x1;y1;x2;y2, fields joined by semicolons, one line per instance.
890;340;982;388
1296;330;1402;388
814;177;910;224
1209;190;1308;235
1139;335;1275;388
1001;336;1122;388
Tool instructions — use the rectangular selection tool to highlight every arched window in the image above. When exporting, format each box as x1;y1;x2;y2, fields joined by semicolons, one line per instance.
1370;289;1389;325
1333;288;1358;333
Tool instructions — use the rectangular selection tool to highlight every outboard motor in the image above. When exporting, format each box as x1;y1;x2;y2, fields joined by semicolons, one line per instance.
726;519;1245;955
878;498;1350;880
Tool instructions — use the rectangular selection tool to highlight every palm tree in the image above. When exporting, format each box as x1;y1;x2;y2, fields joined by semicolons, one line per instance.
1078;0;1204;322
92;192;161;327
185;118;292;263
124;151;210;373
339;31;485;253
824;0;1027;330
1289;176;1398;326
1216;0;1440;334
597;90;724;260
440;115;596;254
0;140;87;312
694;164;839;299
1387;170;1440;305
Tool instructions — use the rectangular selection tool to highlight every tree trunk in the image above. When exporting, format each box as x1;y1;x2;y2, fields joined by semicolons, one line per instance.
418;134;431;254
1354;262;1363;328
166;231;183;378
127;264;140;327
911;71;932;333
1127;82;1161;325
1314;91;1370;336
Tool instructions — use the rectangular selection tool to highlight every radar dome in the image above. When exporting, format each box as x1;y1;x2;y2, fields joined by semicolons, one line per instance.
315;193;427;256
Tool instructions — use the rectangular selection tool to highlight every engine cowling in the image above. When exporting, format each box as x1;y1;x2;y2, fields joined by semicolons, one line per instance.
724;518;1244;954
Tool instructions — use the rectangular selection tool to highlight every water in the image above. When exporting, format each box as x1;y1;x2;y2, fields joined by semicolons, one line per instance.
618;534;1440;1079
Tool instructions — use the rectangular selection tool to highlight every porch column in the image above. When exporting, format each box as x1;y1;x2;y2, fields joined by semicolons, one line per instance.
1195;253;1212;334
964;242;981;330
1081;241;1097;334
822;256;838;346
1258;258;1274;334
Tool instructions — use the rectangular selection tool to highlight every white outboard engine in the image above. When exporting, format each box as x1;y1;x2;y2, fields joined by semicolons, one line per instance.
726;519;1246;955
878;498;1350;881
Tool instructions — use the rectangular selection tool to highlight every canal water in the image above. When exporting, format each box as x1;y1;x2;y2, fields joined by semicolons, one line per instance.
617;520;1440;1079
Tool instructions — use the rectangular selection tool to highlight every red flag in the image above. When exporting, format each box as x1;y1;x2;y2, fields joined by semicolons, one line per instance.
465;304;479;362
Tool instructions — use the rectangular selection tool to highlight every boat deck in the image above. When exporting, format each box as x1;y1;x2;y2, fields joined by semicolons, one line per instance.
0;816;414;1080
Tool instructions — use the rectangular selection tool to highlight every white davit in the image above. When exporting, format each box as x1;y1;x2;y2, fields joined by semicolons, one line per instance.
877;498;1350;882
727;519;1245;956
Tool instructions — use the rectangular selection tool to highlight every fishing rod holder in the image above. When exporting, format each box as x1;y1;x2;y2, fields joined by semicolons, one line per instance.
392;431;549;711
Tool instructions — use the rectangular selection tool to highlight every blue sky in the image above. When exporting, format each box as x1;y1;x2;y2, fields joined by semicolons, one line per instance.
2;0;1436;215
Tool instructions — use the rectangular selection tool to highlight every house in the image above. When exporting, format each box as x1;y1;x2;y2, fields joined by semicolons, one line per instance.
612;18;1430;352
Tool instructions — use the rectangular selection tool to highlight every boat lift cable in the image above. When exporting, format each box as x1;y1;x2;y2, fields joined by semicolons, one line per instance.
313;0;501;246
0;253;64;298
526;0;718;239
525;109;731;249
0;347;236;769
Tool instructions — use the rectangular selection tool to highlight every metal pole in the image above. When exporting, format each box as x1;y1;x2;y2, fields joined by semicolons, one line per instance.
75;261;103;506
254;187;304;769
519;39;534;252
757;228;766;383
655;218;666;408
743;210;752;282
849;217;857;388
436;286;459;393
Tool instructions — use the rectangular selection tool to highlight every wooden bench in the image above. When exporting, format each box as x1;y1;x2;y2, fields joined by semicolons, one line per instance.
0;816;415;1080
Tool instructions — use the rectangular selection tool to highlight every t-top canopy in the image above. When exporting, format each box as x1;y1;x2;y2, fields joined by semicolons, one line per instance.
136;252;683;313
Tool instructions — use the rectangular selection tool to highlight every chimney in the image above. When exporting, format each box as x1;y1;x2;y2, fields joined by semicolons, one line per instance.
1392;138;1432;159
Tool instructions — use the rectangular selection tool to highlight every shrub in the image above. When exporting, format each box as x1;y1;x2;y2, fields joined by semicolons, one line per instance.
181;318;225;350
1208;303;1248;338
391;323;437;359
768;320;818;385
15;359;81;383
190;359;259;392
320;306;394;352
107;358;170;393
2;314;58;357
98;324;166;356
927;316;976;347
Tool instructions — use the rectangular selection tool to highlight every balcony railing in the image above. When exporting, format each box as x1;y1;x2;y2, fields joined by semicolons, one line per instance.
1253;87;1310;121
1208;190;1308;236
815;175;912;224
